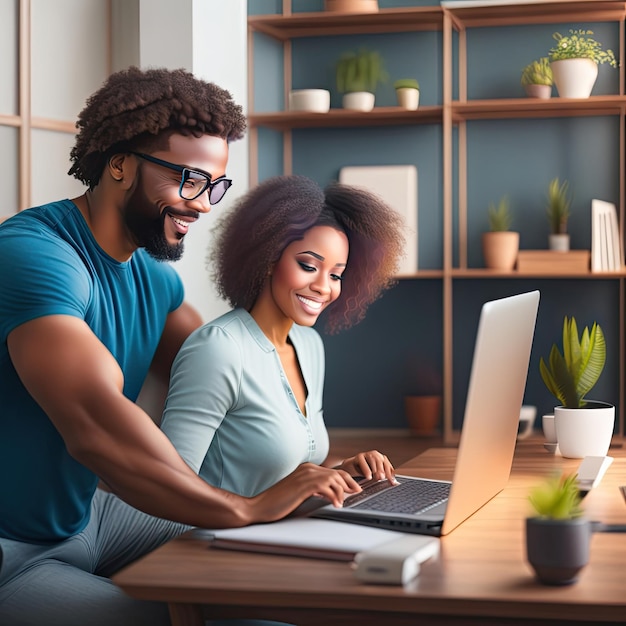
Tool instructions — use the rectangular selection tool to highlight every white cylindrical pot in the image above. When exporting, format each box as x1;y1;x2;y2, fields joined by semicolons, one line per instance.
288;89;330;113
396;87;419;110
342;92;375;112
549;233;570;251
550;59;598;98
554;401;614;458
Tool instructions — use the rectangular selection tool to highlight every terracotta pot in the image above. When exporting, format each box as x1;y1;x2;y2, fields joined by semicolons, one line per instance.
404;395;441;436
524;84;552;99
324;0;378;12
481;231;519;270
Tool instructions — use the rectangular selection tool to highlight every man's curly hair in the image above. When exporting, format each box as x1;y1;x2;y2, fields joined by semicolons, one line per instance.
69;66;246;188
210;175;405;334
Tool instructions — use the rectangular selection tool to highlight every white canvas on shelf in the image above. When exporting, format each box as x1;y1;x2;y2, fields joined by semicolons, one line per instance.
339;165;418;275
591;199;622;272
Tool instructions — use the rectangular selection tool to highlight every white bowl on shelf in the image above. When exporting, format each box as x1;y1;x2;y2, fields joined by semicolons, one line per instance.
288;89;330;113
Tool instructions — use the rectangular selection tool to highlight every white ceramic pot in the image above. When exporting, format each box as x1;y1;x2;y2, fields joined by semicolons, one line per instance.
288;89;330;113
342;91;375;112
549;233;570;251
396;87;419;110
550;58;599;99
554;401;614;458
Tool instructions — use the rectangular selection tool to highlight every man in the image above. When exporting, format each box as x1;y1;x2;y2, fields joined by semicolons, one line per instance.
0;67;360;626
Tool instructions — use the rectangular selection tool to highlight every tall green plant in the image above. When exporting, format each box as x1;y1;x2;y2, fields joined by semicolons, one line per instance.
546;177;571;235
539;316;606;409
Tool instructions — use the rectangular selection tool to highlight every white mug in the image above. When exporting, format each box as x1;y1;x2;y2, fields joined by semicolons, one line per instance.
542;414;557;443
517;405;537;440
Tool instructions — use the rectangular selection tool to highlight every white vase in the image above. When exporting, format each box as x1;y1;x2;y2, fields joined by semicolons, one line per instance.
550;59;599;99
396;87;419;110
342;92;375;112
554;401;614;459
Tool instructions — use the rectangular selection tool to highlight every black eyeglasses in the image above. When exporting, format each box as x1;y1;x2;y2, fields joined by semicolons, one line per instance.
131;152;232;204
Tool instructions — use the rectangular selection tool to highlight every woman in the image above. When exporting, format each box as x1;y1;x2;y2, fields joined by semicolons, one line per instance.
161;174;405;498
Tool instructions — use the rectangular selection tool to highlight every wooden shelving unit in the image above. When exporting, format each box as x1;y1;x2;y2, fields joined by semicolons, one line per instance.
248;1;626;441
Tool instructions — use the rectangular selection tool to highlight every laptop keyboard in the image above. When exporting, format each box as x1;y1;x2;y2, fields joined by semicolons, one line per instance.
346;478;451;515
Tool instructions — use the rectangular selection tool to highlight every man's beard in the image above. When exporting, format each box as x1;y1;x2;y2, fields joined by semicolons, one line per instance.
142;219;185;262
124;186;185;262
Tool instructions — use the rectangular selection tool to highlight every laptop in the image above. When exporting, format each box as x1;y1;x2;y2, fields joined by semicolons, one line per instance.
310;290;540;536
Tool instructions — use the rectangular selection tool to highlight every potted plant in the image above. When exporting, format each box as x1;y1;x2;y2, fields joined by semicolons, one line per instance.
324;0;378;13
335;48;388;111
520;57;553;99
549;29;617;98
403;363;442;437
526;472;591;586
546;177;572;251
393;78;420;110
539;316;613;458
481;195;519;270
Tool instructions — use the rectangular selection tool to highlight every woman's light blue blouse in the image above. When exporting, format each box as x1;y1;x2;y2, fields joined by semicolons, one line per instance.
161;308;330;497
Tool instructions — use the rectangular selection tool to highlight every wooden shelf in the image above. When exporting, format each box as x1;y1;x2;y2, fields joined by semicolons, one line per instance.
452;95;626;121
450;268;626;279
248;7;444;40
249;106;443;131
444;0;626;29
248;1;626;439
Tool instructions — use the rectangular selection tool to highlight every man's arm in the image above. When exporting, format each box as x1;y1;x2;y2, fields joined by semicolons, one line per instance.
8;315;360;528
150;301;204;386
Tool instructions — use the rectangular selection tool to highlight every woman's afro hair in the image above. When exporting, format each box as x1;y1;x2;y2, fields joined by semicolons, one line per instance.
211;175;406;334
68;66;246;188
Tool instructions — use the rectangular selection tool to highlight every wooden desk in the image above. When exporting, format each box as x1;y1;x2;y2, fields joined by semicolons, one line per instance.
114;437;626;625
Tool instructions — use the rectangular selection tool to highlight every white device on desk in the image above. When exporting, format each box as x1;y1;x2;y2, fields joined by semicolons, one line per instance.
353;535;440;585
577;456;613;491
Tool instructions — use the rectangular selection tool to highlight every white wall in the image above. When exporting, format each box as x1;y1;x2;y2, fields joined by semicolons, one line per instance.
112;0;249;418
113;0;249;324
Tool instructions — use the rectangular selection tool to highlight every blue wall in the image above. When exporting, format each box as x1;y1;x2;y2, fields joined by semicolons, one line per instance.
249;1;622;431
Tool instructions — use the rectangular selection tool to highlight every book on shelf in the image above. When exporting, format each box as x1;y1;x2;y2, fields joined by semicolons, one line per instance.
591;199;623;272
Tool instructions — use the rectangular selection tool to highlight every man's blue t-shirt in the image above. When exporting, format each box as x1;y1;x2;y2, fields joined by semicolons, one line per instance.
0;200;184;543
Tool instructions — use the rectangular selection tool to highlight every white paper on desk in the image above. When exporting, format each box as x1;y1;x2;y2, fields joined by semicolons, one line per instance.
207;518;409;561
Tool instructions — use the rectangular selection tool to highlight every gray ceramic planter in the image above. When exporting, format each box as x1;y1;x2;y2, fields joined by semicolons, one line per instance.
526;517;591;585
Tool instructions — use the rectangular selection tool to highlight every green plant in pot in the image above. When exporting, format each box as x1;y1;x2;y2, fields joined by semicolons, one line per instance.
526;472;591;586
521;57;553;99
393;78;420;110
546;177;571;251
549;29;617;98
482;196;519;270
335;48;388;111
539;316;613;458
